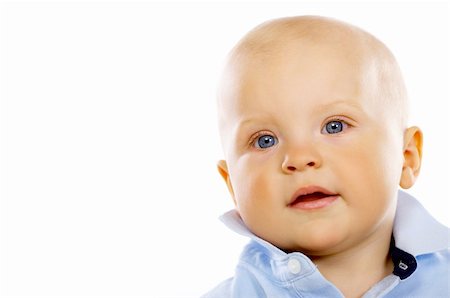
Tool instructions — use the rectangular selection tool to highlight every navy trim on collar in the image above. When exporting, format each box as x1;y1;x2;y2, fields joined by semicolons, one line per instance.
390;236;417;280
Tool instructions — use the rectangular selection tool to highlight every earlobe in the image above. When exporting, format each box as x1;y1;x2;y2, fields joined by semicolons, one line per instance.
217;160;229;181
217;160;236;205
399;126;423;189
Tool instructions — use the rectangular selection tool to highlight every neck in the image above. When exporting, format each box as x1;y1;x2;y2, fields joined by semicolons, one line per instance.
310;225;394;298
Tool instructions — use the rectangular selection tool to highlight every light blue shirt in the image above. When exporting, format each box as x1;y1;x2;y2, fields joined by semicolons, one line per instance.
203;191;450;297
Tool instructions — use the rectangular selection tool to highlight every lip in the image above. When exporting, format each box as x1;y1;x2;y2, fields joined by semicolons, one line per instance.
288;185;339;210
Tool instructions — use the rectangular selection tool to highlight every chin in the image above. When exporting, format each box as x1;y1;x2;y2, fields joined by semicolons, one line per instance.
291;225;349;256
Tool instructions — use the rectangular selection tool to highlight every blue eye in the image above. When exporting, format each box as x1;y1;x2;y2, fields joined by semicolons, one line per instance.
323;120;346;134
255;135;278;149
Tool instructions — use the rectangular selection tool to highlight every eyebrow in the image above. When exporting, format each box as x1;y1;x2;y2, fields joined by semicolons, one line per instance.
319;100;365;112
234;99;365;134
234;115;274;134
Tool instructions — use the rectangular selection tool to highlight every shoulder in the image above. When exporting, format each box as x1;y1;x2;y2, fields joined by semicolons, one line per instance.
201;242;272;297
417;248;450;274
201;278;233;298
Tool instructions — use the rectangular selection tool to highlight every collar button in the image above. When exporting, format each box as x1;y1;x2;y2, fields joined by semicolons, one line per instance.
287;257;301;274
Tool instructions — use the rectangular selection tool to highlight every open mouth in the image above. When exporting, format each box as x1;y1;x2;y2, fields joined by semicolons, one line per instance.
291;192;332;203
289;187;339;210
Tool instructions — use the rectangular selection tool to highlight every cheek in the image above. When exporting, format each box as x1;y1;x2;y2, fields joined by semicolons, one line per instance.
229;154;279;213
359;135;403;189
328;133;403;203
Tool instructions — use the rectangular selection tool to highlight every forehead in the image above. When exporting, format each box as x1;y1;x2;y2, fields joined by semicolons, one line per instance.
221;39;376;117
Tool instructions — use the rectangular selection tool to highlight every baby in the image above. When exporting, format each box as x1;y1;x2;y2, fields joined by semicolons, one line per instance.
204;16;450;297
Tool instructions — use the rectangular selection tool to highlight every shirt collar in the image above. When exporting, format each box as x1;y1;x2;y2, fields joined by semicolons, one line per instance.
393;190;450;256
220;190;450;257
219;205;286;256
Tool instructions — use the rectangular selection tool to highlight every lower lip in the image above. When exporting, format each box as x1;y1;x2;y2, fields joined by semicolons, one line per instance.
289;195;339;210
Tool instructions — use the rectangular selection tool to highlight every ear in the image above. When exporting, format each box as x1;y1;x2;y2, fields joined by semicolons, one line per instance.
399;126;423;189
217;160;237;206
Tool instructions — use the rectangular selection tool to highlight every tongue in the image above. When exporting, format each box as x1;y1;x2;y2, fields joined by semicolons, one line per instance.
296;192;329;202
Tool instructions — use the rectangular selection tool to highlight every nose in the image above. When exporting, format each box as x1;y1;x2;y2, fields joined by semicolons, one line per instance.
281;144;322;173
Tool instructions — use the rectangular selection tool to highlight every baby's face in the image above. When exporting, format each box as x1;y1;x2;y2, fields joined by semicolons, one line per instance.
218;37;414;255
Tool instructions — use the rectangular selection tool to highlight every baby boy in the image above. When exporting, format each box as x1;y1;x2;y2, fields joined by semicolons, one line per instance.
204;16;450;297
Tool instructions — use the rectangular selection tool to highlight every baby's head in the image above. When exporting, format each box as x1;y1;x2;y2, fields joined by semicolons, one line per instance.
216;16;423;256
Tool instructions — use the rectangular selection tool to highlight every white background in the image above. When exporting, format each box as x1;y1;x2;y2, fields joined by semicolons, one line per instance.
0;1;448;297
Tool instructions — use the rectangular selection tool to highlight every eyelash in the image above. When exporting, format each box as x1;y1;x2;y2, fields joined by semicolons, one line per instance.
248;131;276;148
322;117;352;134
248;117;352;148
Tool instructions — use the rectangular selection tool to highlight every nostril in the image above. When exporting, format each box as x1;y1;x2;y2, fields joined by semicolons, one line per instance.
307;162;315;167
287;166;296;171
